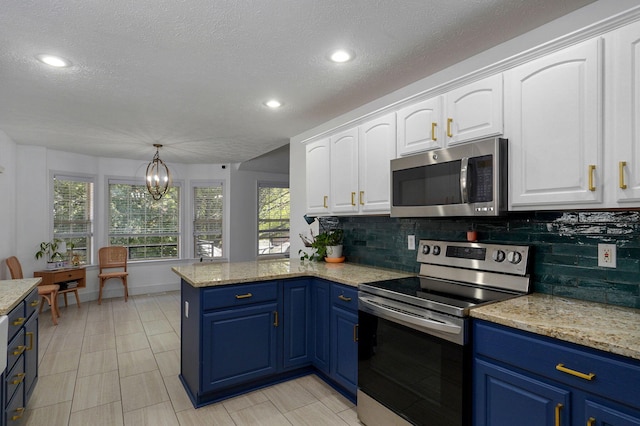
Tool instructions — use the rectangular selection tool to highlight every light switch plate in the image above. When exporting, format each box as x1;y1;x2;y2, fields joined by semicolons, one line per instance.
408;235;416;250
598;243;616;268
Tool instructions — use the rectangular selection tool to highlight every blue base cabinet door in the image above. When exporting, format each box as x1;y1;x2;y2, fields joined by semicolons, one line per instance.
311;280;331;374
331;306;358;394
583;399;640;426
474;358;571;426
283;279;312;370
202;302;279;393
330;283;358;396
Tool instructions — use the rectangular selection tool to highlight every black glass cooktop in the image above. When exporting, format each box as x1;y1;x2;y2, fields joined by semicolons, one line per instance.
362;275;517;316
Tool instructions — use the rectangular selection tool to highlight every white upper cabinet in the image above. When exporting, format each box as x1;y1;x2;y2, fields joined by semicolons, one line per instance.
330;127;359;213
305;137;331;215
304;113;396;216
445;74;503;146
358;113;396;213
506;37;603;209
397;74;503;156
607;20;640;205
396;96;443;156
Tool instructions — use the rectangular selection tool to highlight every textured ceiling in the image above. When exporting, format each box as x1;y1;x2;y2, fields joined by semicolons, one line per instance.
0;0;595;164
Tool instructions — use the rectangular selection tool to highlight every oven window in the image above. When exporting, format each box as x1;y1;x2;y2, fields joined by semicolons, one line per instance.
392;160;462;206
358;310;469;426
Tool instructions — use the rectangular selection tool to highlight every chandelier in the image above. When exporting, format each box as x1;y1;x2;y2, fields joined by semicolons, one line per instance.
145;144;171;200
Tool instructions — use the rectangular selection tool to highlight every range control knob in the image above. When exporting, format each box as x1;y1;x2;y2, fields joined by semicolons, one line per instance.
507;251;522;264
492;250;506;262
432;245;441;256
422;245;430;255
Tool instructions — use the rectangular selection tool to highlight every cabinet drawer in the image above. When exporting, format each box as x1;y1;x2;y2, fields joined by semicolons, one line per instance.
6;329;25;373
203;282;278;311
331;284;357;312
53;268;84;282
5;356;25;404
5;381;25;425
7;302;25;342
474;320;640;409
25;288;39;319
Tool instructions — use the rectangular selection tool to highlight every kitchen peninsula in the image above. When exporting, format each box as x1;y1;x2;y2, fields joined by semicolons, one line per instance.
172;259;413;408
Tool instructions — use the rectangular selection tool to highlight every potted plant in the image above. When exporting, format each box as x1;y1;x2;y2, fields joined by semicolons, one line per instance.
299;229;344;261
35;239;66;269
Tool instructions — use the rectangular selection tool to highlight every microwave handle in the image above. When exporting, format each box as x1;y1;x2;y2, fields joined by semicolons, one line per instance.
460;157;469;203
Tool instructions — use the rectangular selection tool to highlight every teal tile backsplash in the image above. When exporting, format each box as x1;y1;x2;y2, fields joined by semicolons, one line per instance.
335;211;640;309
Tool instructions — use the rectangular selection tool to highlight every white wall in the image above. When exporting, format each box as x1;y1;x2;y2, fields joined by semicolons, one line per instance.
228;163;289;262
288;0;640;259
0;130;17;279
1;138;287;302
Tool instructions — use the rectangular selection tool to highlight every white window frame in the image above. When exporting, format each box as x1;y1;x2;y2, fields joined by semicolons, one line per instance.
105;176;184;262
51;172;95;265
192;180;225;260
257;181;290;258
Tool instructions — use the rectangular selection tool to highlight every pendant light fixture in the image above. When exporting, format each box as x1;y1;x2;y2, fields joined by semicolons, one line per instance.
146;144;171;200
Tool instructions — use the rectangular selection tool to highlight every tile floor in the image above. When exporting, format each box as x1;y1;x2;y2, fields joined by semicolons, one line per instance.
21;291;360;426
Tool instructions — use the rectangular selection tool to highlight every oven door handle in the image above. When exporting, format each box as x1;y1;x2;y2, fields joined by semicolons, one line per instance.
359;297;461;335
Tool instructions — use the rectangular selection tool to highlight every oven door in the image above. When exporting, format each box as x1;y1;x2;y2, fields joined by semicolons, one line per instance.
358;300;470;426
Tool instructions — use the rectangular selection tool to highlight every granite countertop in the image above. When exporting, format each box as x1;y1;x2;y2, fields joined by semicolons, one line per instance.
172;258;414;288
470;293;640;361
0;278;42;314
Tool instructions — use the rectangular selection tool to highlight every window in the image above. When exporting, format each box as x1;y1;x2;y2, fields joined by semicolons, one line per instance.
193;183;224;259
257;182;290;256
53;175;94;264
108;179;180;260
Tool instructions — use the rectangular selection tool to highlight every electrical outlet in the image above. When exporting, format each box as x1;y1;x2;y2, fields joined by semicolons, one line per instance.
408;235;416;250
598;244;617;268
184;301;189;318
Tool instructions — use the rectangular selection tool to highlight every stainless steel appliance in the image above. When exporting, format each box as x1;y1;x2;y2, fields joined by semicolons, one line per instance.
390;137;507;217
357;239;532;426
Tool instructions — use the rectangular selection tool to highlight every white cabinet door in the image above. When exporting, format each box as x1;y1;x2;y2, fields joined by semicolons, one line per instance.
330;127;359;213
507;38;603;209
305;137;331;215
445;74;503;145
608;21;640;204
359;113;396;213
396;96;443;156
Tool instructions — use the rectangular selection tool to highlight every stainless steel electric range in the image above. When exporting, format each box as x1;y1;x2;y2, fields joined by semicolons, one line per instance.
357;239;532;426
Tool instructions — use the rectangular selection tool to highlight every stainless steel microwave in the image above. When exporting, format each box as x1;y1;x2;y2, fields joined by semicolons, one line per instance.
390;137;507;217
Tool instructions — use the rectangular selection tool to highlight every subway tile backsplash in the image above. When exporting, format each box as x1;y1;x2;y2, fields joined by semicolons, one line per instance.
339;211;640;309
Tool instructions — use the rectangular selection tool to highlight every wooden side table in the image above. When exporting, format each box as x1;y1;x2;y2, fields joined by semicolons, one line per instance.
33;267;85;308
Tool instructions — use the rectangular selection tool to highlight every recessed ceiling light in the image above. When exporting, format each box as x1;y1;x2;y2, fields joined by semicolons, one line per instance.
36;54;71;68
329;49;355;63
265;100;283;108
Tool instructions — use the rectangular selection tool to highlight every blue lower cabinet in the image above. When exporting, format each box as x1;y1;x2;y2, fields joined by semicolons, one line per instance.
311;280;331;374
330;283;358;396
282;279;312;370
2;288;38;426
473;320;640;426
474;358;571;426
583;399;640;426
202;302;279;392
179;278;359;408
330;305;358;395
24;314;38;402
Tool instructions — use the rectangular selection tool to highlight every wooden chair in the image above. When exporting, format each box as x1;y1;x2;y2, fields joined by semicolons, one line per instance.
6;256;60;325
98;246;129;305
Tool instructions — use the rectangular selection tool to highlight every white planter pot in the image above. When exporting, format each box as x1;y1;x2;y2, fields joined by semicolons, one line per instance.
325;245;343;258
